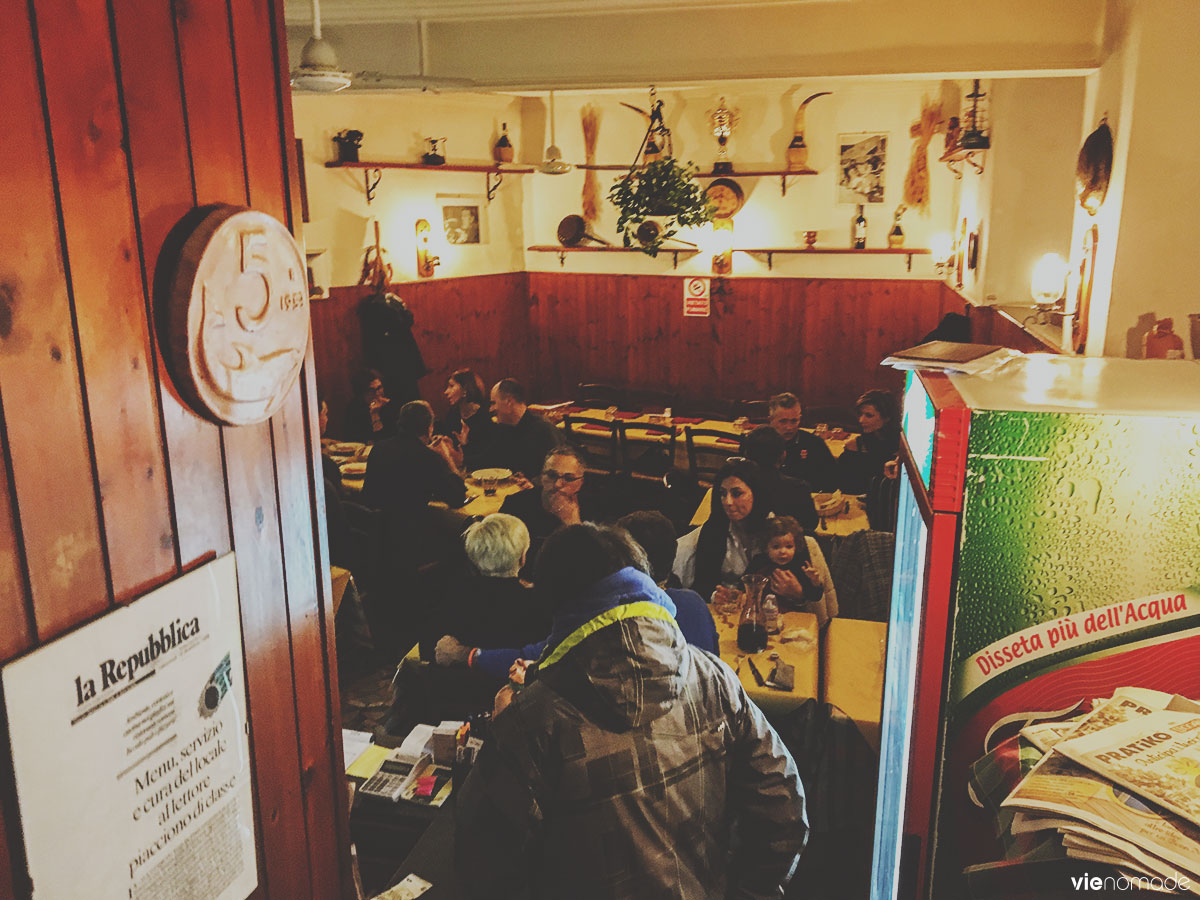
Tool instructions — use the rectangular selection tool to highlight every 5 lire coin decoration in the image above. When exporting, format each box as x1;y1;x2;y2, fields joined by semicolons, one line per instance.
158;205;309;426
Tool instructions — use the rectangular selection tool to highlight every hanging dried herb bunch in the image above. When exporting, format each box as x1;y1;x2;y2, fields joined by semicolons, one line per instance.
608;157;713;256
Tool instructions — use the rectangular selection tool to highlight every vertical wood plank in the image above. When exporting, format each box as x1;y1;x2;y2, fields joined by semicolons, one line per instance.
235;0;345;895
112;0;231;569
36;0;175;604
1;3;108;641
175;1;304;897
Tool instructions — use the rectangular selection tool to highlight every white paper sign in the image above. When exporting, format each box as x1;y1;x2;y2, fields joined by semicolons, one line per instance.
3;554;257;900
683;277;711;317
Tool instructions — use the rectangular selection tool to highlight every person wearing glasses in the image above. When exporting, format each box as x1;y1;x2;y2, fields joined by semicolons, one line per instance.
499;446;596;578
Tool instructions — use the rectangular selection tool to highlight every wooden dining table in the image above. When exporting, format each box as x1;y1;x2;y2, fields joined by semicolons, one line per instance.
329;441;528;518
712;605;820;718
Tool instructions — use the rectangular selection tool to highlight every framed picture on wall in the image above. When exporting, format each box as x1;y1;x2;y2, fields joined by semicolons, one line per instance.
437;193;488;245
838;133;887;204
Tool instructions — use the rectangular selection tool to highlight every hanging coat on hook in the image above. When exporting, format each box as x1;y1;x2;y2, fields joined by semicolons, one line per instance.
358;291;429;405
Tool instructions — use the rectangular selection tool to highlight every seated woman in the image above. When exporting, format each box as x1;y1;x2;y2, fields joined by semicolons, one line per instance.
838;389;900;495
423;513;552;660
437;367;495;470
673;458;774;602
344;368;397;444
747;516;838;628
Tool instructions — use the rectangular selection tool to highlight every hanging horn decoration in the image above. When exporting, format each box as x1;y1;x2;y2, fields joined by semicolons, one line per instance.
787;91;831;171
1076;118;1113;216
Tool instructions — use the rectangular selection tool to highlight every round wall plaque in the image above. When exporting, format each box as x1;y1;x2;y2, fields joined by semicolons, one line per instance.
160;205;310;426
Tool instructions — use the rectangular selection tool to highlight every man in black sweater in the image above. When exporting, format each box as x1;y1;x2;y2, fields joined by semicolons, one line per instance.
362;400;466;524
769;391;839;492
486;378;562;480
741;425;819;534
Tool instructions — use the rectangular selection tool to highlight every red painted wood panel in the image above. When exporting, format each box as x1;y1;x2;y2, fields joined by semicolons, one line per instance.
113;0;231;569
0;3;108;642
36;0;175;604
236;0;346;895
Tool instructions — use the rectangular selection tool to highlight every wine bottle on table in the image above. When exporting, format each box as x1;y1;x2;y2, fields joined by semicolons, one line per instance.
852;204;867;249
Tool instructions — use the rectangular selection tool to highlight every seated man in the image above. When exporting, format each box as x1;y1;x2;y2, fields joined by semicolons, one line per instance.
485;377;562;479
769;391;839;491
498;446;599;576
421;514;551;660
362;400;466;526
741;425;819;533
455;523;808;899
344;368;397;444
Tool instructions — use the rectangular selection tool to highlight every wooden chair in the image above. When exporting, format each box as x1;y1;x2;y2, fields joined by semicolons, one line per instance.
576;382;627;409
616;420;677;481
562;414;621;475
683;425;743;486
627;388;679;414
732;399;771;423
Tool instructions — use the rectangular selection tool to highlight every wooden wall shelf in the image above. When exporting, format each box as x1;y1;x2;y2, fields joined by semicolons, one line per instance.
574;164;820;196
738;247;931;271
528;244;699;269
324;159;535;203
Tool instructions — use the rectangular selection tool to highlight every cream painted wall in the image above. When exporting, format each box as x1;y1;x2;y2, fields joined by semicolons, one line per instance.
294;79;966;284
1093;0;1200;359
970;78;1086;309
294;92;528;287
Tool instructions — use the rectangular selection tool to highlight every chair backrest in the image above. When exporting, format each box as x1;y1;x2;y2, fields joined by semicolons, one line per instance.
575;382;627;409
616;420;677;479
627;388;679;414
732;398;771;423
683;425;742;486
676;398;735;421
342;501;386;598
561;414;620;475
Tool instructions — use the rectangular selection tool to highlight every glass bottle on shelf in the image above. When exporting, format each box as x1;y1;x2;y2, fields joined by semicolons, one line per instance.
738;573;769;653
888;205;905;248
493;122;514;163
852;204;868;249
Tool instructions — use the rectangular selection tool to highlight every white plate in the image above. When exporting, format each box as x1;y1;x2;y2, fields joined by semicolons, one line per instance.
340;461;368;477
470;468;513;482
327;442;365;456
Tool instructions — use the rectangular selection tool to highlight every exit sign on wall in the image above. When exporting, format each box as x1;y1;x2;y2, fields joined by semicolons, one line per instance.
683;277;710;317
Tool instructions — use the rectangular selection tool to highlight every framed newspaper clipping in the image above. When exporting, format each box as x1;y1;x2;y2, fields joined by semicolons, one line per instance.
2;554;257;900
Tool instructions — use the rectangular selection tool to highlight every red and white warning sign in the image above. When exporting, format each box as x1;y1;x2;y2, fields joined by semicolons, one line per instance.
683;277;711;317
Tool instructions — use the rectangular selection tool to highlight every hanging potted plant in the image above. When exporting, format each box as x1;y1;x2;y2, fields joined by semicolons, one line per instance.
608;157;713;256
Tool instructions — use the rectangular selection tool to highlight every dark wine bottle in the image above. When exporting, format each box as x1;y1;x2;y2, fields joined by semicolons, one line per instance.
493;122;514;163
852;204;867;249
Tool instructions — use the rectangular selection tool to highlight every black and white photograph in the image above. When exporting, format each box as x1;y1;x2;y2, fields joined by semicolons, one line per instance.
838;133;887;204
438;195;487;245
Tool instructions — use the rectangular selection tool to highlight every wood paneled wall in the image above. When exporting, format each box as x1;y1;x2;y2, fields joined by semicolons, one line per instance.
312;275;533;436
311;273;964;432
0;2;348;899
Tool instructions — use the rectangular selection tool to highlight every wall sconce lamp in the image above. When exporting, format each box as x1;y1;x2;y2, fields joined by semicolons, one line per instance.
415;219;440;278
930;232;954;279
712;218;733;276
1024;252;1071;326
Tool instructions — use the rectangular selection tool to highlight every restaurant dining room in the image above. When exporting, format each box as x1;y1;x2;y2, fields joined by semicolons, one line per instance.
3;1;1200;900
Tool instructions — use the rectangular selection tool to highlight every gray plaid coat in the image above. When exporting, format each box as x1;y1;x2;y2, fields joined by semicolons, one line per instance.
456;572;808;899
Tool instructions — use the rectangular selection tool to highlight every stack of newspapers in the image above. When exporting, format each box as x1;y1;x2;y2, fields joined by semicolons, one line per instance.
990;687;1200;893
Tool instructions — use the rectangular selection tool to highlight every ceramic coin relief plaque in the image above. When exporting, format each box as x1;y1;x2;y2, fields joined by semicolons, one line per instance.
160;206;309;426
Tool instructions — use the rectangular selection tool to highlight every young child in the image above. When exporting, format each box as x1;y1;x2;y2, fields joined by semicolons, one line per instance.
749;516;838;626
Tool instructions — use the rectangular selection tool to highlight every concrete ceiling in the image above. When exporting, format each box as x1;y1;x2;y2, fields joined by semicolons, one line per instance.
285;0;1109;93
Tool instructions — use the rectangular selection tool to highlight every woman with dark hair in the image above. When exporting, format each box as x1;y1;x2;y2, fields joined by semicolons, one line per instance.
673;458;775;601
437;367;494;469
344;368;397;444
838;388;901;494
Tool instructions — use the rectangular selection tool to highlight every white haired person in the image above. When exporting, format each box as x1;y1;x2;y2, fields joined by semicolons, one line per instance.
428;514;552;662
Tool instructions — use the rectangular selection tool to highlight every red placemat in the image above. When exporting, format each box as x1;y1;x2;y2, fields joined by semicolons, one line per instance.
670;416;705;425
613;411;643;419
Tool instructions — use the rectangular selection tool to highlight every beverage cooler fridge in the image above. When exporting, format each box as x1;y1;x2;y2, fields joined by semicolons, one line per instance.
869;355;1200;900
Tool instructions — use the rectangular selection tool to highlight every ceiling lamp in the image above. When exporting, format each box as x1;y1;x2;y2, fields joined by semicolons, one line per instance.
540;91;572;175
291;0;351;93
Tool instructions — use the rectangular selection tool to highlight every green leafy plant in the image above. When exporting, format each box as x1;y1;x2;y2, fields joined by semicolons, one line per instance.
608;157;714;256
